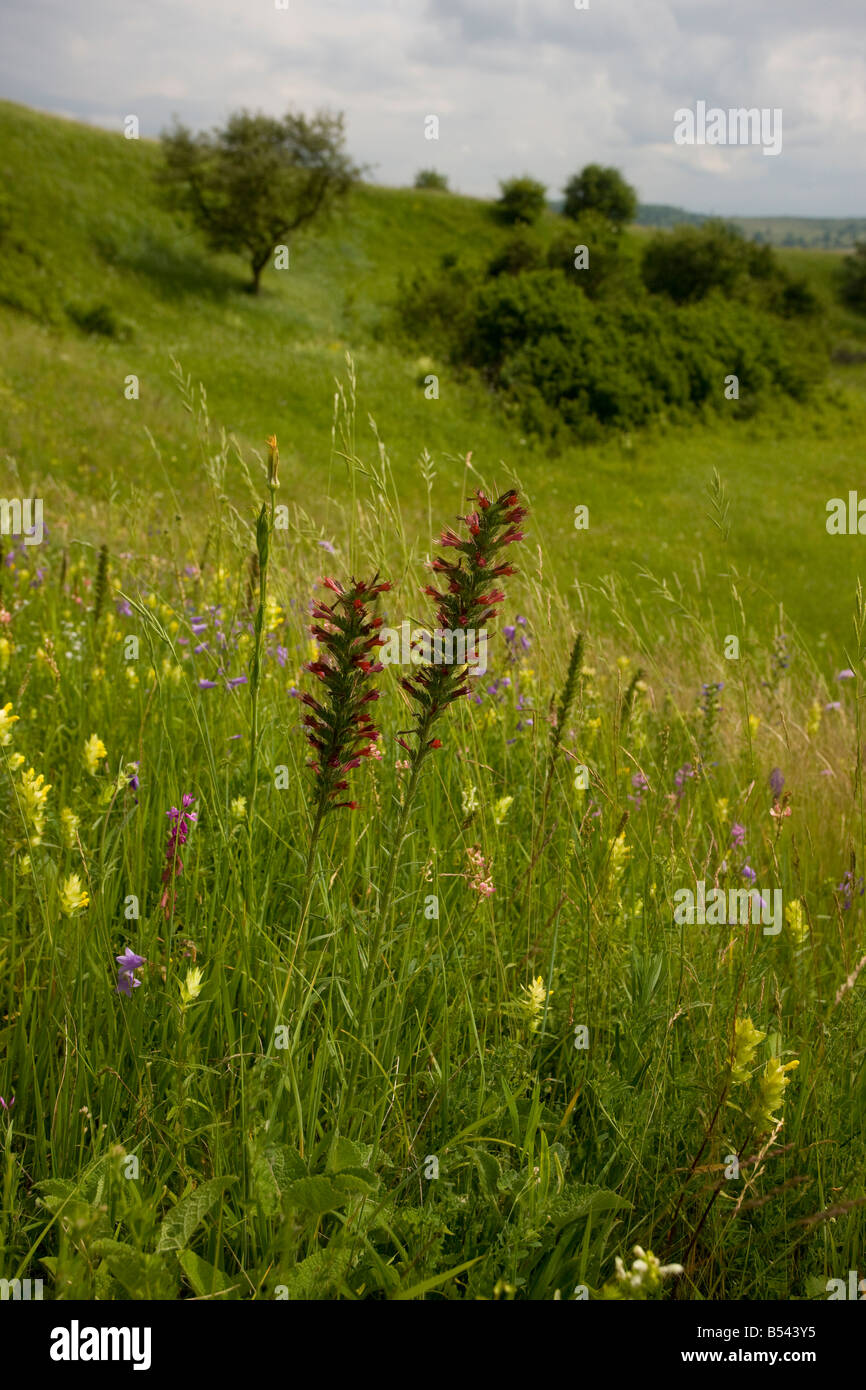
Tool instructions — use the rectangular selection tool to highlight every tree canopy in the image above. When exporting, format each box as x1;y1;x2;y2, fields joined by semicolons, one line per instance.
158;109;362;292
562;164;637;227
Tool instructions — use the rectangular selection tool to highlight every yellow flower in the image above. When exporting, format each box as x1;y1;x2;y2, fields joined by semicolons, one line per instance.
785;899;809;945
616;655;631;670
730;1016;766;1086
461;785;480;817
748;714;761;737
231;795;247;822
125;667;139;686
493;795;513;825
521;975;551;1031
20;766;51;843
750;1056;799;1131
716;797;729;821
83;734;107;775
265;597;283;634
0;637;13;669
59;872;90;917
806;700;822;738
608;832;630;902
0;701;19;746
179;965;205;1006
60;807;80;849
18;853;31;876
7;752;24;771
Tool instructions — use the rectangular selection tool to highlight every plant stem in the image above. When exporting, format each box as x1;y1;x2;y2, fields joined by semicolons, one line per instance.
345;735;427;1118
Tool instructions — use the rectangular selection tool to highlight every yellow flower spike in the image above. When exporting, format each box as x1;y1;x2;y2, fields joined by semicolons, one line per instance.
730;1016;766;1086
750;1056;799;1131
521;975;551;1032
785;899;809;945
0;701;19;746
60;807;80;849
59;872;90;917
748;714;761;736
83;734;107;775
179;965;205;1007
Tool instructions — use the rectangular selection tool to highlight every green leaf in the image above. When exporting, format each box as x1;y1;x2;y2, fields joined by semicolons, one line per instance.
547;1183;632;1230
393;1256;484;1301
275;1247;352;1300
327;1136;372;1172
155;1177;236;1253
470;1147;501;1197
178;1249;234;1297
283;1176;349;1215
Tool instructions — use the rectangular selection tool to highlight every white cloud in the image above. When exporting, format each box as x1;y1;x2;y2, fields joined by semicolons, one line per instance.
0;0;862;213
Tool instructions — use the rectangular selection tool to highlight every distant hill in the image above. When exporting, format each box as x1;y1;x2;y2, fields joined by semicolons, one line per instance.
636;204;866;248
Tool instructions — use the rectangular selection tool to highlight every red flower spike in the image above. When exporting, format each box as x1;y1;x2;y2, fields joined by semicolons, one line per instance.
398;487;527;754
300;573;389;815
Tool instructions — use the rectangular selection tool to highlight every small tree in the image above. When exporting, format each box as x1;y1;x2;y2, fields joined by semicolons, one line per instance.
495;177;547;226
158;109;362;293
563;164;637;227
414;169;450;191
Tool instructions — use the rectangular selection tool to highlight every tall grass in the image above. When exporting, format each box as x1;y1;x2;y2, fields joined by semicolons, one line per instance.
1;366;864;1300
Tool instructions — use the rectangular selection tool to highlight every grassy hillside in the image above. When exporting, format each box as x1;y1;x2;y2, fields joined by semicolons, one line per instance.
2;99;866;653
3;101;866;1306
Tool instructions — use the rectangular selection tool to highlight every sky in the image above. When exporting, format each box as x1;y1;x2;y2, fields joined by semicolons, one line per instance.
1;0;864;215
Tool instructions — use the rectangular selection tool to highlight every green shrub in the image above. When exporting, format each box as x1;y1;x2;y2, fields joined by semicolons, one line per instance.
641;220;748;303
486;232;545;278
66;300;129;339
395;223;827;440
414;169;450;191
545;213;641;301
495;177;548;226
838;241;866;313
562;164;637;227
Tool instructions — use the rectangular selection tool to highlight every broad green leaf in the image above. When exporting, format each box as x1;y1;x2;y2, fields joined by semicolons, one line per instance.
155;1177;235;1253
178;1248;234;1297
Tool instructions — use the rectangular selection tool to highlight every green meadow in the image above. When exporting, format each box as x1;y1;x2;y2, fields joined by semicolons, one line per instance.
1;99;866;1302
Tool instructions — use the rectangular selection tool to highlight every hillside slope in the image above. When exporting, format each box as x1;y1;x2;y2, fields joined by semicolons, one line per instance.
1;99;866;649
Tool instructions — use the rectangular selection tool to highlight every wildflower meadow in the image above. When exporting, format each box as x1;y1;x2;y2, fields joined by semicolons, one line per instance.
3;372;866;1315
1;9;866;1342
